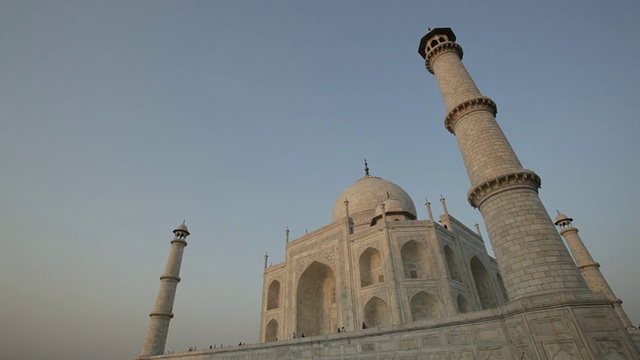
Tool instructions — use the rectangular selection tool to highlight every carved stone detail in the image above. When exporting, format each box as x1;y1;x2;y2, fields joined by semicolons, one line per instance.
406;286;439;299
444;97;497;134
149;312;173;319
578;262;600;270
424;42;463;74
159;275;180;283
397;235;426;247
364;290;388;305
296;248;336;273
467;170;541;208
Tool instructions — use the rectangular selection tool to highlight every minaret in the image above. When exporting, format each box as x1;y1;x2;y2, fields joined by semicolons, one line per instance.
138;223;190;358
419;28;587;301
554;213;633;327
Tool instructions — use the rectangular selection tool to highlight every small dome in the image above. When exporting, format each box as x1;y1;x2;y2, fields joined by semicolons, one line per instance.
174;223;190;235
554;213;572;225
373;198;407;217
333;175;416;225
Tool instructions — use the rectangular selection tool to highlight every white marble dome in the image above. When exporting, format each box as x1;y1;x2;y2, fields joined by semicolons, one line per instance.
332;175;417;223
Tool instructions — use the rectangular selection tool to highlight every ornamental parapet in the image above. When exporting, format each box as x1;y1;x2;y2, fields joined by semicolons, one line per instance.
559;227;579;236
160;275;181;283
612;299;623;305
468;170;541;208
444;97;497;134
578;263;601;270
149;311;174;319
424;42;463;74
171;239;187;246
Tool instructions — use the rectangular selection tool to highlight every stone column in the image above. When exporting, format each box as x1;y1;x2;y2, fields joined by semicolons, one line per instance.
555;213;633;327
419;28;587;301
138;223;189;358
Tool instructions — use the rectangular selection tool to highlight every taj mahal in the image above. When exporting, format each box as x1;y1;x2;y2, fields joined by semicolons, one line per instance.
136;28;640;359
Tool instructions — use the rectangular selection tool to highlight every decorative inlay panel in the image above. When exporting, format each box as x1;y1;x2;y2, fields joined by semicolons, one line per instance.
406;286;439;299
296;248;336;273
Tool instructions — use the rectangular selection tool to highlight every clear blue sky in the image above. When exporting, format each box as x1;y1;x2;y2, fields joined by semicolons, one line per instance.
2;1;639;359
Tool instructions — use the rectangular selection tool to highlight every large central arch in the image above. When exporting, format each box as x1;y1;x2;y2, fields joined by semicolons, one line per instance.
296;261;337;336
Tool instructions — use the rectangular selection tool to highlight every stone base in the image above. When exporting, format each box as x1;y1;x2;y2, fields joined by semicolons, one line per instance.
143;291;639;359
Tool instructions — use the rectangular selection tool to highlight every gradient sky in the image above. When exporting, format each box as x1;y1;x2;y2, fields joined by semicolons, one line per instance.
2;1;639;359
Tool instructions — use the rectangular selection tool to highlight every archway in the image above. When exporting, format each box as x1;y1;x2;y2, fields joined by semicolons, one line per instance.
456;294;469;313
470;257;498;310
401;240;431;279
296;261;336;336
496;273;509;303
444;245;462;282
359;247;384;287
409;291;441;321
267;280;280;310
363;297;390;328
265;319;278;342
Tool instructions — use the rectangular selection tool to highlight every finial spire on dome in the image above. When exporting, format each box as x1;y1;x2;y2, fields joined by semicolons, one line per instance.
364;159;370;176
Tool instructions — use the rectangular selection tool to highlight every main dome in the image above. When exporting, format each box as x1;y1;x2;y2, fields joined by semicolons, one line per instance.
332;175;417;223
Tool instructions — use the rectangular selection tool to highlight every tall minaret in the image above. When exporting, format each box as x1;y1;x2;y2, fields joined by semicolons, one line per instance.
418;28;587;301
138;223;190;358
554;213;632;327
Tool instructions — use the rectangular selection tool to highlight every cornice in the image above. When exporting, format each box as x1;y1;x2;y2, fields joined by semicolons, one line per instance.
578;263;600;270
444;97;497;134
149;312;174;319
468;170;541;208
171;239;187;246
160;275;181;283
424;42;463;74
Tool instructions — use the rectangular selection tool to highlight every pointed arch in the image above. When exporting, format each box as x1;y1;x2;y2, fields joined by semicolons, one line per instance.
267;280;281;310
359;247;384;287
409;291;441;321
265;319;278;342
444;245;462;282
296;261;337;336
456;294;469;314
401;240;432;279
496;273;509;303
363;297;390;328
470;256;498;310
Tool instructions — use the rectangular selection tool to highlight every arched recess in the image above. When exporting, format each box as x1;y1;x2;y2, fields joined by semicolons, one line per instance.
496;273;509;303
444;245;462;282
359;247;384;287
363;297;390;328
401;240;431;279
409;291;441;321
470;257;498;310
296;261;337;336
267;280;280;310
265;319;278;342
456;294;469;314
